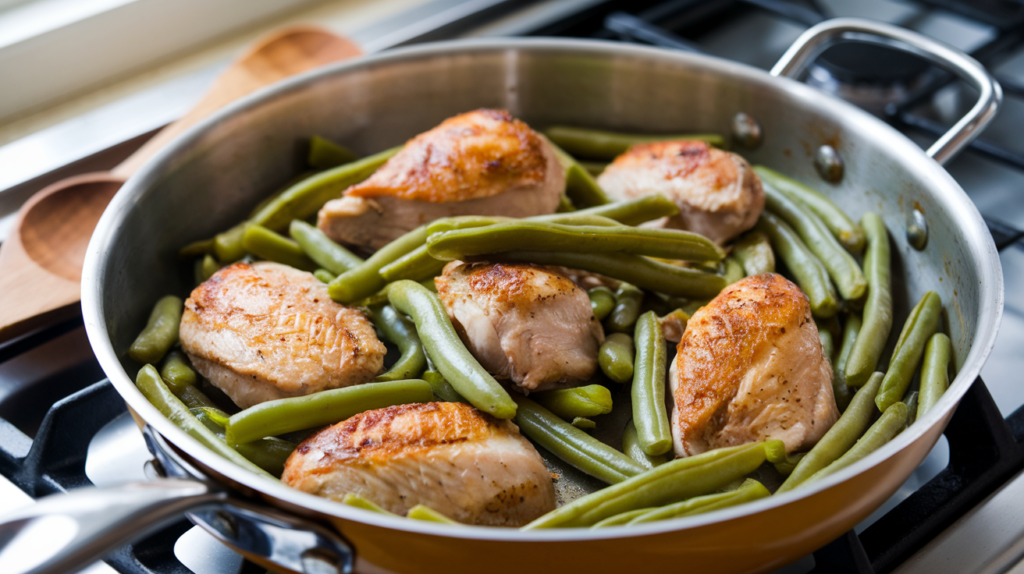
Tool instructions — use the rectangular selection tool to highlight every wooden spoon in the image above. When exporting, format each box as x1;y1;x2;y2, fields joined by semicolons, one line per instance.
0;25;361;343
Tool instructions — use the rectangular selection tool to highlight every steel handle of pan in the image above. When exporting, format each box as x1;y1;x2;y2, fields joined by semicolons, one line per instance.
771;17;1002;166
0;427;354;574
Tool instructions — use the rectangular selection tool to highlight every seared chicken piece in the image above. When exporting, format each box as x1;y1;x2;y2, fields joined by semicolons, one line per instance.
318;109;565;251
282;402;555;526
179;262;386;408
597;140;764;244
435;261;605;392
670;273;838;457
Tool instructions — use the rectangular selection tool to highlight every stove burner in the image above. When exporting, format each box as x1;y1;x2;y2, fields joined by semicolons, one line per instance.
806;43;935;113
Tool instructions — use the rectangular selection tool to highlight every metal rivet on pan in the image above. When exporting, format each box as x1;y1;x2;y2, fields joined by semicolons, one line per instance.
815;145;844;183
907;208;928;250
731;113;762;149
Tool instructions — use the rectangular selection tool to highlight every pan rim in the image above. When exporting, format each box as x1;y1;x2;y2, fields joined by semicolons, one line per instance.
82;36;1004;542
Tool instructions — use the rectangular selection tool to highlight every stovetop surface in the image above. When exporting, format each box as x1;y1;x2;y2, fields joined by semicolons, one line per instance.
4;1;1024;573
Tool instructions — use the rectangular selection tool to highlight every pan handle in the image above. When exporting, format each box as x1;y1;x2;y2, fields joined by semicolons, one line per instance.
0;427;354;574
770;17;1002;166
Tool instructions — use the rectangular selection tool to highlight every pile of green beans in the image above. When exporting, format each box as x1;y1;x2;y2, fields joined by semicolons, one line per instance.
512;395;644;485
753;166;865;253
622;420;669;469
599;333;635;384
242;224;318;272
832;314;861;411
731;231;774;276
546;136;610;207
525;440;783;528
371;305;428;382
289;220;363;275
329;226;429;304
623;478;770;525
755;212;838;318
607;283;644;333
804;402;908;486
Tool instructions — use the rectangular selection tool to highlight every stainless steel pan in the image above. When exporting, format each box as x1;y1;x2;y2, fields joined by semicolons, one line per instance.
0;18;1004;574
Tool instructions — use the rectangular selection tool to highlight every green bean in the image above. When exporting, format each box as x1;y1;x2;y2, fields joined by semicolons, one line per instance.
524;440;782;528
579;160;609;176
179;238;215;258
314;269;336;283
195;406;231;427
622;419;669;469
876;291;942;412
378;245;446;282
540;195;679;226
160;350;197;394
599;333;635;384
755;212;838;318
477;251;726;299
632;311;672;456
250;146;400;232
544;126;726;160
511;394;643;484
533;385;613;419
427;221;723;262
777;372;884;493
731;231;775;276
308;135;359;169
372;305;428;382
547;137;609;207
844;213;893;387
422;362;466;403
289;220;363;275
234;436;296;476
628;478;770;525
903;391;919;428
805;402;908;485
607;283;644;333
179;385;218;409
572;417;597;429
753;166;865;253
135;365;273;478
214;224;247;263
773;452;805;477
342;493;395;515
198;254;222;282
591;508;656;528
129;296;183;364
833;314;861;411
387;280;516;418
241;224;317;272
426;213;617;236
763;184;865;300
329;226;428;304
588;287;616;322
818;328;834;364
557;194;576;212
918;333;952;419
225;379;433;445
407;505;459;524
723;256;745;285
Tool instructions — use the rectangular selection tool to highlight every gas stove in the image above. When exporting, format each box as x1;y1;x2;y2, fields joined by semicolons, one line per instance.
3;0;1024;573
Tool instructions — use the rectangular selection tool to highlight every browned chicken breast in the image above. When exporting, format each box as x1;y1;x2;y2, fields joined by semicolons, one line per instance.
435;261;605;392
670;273;838;457
596;140;764;244
179;262;386;408
318;109;565;251
282;402;555;526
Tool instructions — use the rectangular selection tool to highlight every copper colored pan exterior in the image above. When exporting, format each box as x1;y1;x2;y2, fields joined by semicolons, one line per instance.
65;19;1004;574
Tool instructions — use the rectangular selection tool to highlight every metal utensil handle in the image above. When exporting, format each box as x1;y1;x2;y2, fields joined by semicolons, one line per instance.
771;17;1002;166
0;479;224;574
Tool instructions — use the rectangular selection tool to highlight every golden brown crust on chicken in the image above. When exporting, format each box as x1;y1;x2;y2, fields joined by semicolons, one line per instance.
179;262;386;408
436;261;605;392
670;273;838;456
347;109;552;203
597;140;764;244
317;110;564;251
282;402;555;526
